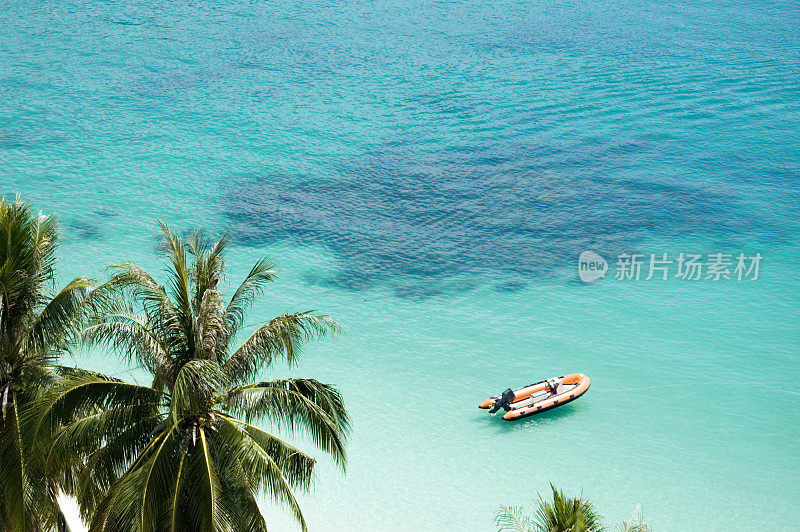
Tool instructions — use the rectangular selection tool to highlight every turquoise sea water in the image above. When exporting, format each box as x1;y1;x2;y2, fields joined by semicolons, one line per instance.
2;0;800;529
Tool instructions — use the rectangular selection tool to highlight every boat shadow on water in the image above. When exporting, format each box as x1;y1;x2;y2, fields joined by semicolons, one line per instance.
473;402;591;433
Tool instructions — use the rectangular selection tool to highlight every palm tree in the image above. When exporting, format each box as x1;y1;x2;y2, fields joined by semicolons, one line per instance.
494;504;534;532
33;222;349;531
495;484;603;532
616;504;649;532
0;197;93;530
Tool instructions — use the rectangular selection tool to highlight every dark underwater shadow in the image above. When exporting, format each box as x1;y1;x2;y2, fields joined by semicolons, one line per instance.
224;140;778;298
63;218;102;241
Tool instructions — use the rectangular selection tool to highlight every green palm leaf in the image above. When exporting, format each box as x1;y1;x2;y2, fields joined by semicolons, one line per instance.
494;505;533;532
223;257;278;343
224;312;341;386
221;378;349;469
217;416;307;530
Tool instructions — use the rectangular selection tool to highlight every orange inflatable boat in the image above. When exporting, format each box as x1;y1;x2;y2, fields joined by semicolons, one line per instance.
479;373;590;420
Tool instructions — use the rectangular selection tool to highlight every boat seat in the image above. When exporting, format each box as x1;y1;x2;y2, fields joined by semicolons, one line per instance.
558;383;577;394
512;384;579;409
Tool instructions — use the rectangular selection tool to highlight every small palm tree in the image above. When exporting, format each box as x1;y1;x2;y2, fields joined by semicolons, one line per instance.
616;504;649;532
494;504;534;532
0;197;93;530
495;484;603;532
34;222;349;531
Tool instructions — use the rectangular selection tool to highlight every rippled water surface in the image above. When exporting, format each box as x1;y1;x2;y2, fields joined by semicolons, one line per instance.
2;0;800;529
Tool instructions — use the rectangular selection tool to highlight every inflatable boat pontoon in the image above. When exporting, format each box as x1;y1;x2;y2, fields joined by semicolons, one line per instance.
479;373;590;420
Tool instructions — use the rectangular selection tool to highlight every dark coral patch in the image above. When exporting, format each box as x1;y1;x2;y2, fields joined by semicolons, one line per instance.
225;142;768;297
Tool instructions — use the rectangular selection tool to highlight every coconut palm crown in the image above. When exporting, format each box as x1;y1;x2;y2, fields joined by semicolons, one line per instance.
35;221;349;531
495;484;603;532
0;197;93;530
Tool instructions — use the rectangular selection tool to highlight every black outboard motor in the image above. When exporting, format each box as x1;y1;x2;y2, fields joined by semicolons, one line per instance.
488;388;516;414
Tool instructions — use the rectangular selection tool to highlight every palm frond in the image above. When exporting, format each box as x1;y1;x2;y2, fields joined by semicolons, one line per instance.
219;456;269;532
218;414;316;490
89;450;156;531
216;416;307;531
168;446;187;532
220;378;349;469
494;505;533;532
616;504;650;532
0;392;31;530
139;424;179;531
45;403;160;484
223;312;341;385
533;484;603;532
156;221;193;352
32;373;160;435
194;288;226;362
25;276;94;363
82;311;175;382
223;257;277;342
76;410;164;519
202;427;224;528
190;231;229;314
101;263;178;330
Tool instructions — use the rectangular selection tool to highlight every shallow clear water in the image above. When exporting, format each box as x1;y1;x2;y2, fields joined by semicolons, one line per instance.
2;0;800;529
